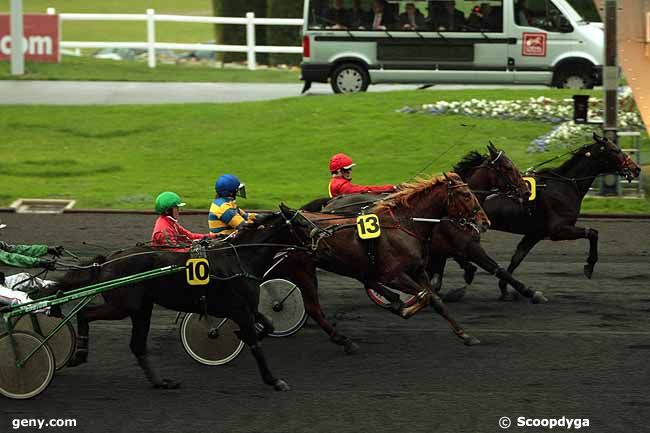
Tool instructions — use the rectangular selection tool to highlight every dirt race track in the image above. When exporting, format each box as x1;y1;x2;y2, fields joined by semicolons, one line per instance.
1;213;649;433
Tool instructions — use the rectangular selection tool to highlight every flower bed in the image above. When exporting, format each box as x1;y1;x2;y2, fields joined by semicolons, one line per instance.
399;88;645;152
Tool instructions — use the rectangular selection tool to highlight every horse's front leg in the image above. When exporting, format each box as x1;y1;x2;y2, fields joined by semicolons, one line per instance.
549;225;598;279
130;300;180;389
233;311;290;391
499;234;542;300
388;272;480;346
463;240;548;304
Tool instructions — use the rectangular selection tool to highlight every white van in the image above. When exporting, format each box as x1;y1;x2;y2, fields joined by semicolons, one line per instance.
300;0;604;92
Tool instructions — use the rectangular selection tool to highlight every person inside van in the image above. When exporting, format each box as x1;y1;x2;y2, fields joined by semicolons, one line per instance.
326;0;349;29
400;2;426;30
515;0;532;26
370;0;396;30
431;0;466;31
349;0;370;29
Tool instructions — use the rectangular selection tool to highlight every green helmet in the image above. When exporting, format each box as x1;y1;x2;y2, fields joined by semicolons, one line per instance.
155;192;186;214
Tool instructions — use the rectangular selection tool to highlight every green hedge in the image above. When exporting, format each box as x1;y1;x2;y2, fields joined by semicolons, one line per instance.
211;0;268;63
266;0;303;66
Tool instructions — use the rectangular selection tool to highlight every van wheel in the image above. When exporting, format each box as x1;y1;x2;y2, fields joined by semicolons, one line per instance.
331;63;369;94
556;68;594;89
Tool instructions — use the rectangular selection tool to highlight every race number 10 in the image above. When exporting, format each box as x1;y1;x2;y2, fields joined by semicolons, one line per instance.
186;258;210;285
356;214;381;239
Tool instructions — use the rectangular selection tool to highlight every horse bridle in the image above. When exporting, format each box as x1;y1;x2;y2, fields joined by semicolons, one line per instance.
477;151;528;202
445;181;485;234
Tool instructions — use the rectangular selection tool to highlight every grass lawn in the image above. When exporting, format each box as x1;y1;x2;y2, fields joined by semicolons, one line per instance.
0;89;648;214
0;57;300;83
0;1;217;44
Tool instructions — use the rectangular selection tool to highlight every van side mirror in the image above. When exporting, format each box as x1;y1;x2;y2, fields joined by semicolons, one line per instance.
558;16;573;33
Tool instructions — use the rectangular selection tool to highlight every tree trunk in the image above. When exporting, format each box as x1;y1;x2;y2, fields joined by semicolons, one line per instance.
266;0;303;66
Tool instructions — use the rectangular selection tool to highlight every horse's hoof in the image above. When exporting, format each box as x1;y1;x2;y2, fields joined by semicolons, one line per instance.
273;379;291;392
498;292;516;302
463;335;481;346
583;265;594;279
66;352;87;367
344;341;360;355
464;264;477;285
154;379;181;390
442;287;467;303
532;291;548;304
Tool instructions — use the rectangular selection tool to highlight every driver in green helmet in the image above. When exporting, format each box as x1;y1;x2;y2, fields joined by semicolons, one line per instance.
151;192;214;251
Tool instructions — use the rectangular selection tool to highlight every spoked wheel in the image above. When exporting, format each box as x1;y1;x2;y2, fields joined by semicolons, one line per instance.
0;331;55;400
259;279;308;338
180;313;244;366
366;288;418;309
14;314;76;371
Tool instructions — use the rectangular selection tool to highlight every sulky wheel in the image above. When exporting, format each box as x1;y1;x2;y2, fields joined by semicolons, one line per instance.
180;313;244;366
259;279;307;338
366;287;418;309
0;331;55;400
14;314;76;371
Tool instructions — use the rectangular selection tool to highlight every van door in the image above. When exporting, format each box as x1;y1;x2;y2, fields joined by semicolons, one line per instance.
507;0;579;84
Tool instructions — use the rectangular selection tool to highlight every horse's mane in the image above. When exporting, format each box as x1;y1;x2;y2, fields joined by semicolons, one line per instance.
537;143;591;175
453;151;487;179
374;173;458;212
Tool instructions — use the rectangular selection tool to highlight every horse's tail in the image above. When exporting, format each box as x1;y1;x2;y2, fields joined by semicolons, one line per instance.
50;255;107;293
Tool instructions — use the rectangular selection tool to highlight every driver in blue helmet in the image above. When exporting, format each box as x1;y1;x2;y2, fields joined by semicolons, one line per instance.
208;174;256;237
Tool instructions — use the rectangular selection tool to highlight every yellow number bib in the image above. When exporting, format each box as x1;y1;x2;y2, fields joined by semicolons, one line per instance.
356;214;381;239
186;258;210;286
523;177;537;201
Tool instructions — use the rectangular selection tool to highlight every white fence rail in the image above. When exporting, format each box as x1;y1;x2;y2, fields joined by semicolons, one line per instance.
46;8;304;70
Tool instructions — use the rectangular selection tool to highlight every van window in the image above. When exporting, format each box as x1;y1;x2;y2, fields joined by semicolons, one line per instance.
306;0;504;32
514;0;573;32
565;0;601;22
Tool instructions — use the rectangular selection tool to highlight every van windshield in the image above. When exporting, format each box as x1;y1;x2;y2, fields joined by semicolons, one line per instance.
306;0;505;33
565;0;602;22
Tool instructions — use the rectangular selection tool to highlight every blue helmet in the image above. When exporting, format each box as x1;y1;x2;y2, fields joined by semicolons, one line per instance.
215;174;243;197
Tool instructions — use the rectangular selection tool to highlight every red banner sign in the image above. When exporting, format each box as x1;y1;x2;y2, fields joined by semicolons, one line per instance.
522;32;547;57
0;14;59;62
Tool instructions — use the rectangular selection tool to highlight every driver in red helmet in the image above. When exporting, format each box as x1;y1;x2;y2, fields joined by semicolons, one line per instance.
328;153;396;198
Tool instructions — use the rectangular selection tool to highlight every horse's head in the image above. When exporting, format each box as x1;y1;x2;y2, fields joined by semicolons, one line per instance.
590;133;641;182
484;142;531;201
279;202;317;244
444;172;491;232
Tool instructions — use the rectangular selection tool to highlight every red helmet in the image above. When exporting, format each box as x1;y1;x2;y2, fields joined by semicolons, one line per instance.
329;153;356;173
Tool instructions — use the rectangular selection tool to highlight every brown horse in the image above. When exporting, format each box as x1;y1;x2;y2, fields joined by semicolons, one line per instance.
273;172;491;352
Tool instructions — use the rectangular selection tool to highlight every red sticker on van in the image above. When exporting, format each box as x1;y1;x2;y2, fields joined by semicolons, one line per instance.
522;32;547;57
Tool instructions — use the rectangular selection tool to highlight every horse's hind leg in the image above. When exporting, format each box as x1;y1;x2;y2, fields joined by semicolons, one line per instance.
67;302;129;367
130;299;180;389
233;311;290;391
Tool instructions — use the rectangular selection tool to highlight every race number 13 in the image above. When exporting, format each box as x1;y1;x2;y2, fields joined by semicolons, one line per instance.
356;214;381;239
186;258;210;285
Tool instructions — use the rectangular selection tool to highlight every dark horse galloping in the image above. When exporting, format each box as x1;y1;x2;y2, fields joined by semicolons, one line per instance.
481;134;641;296
54;214;303;391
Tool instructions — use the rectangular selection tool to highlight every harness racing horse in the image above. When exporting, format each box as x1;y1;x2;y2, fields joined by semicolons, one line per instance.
482;134;641;297
53;214;304;392
304;144;534;302
273;173;491;350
